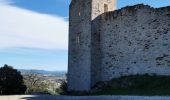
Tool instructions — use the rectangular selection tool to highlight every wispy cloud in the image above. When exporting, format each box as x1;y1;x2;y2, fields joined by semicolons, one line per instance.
0;2;68;50
0;0;13;5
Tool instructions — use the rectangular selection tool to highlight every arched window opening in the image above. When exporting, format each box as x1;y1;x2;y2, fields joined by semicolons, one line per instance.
104;4;108;12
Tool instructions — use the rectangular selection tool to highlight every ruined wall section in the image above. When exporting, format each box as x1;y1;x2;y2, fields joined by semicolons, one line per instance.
96;4;170;81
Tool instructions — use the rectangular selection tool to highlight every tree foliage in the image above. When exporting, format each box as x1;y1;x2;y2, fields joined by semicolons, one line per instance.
55;81;68;95
0;64;27;95
23;73;49;94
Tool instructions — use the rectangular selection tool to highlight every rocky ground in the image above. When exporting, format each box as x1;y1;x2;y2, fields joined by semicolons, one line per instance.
1;95;170;100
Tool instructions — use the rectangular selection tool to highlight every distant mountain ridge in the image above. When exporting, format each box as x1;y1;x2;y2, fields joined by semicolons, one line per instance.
19;69;67;77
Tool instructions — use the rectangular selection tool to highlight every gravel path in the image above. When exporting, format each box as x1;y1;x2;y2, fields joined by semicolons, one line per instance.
1;95;170;100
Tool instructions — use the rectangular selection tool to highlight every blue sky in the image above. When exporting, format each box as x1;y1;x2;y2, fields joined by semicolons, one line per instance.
0;0;169;71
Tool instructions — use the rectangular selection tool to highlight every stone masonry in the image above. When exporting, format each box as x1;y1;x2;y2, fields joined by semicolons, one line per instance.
68;0;170;91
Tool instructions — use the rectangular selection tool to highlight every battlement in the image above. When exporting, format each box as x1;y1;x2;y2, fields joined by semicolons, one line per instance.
99;4;170;21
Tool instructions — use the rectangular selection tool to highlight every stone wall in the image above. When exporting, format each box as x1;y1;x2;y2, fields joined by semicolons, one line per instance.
68;0;92;91
93;4;170;81
91;0;117;86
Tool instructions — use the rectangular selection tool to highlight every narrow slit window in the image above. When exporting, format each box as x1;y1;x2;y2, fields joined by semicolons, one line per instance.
78;6;81;16
78;11;81;16
76;33;80;44
104;4;108;12
98;3;100;10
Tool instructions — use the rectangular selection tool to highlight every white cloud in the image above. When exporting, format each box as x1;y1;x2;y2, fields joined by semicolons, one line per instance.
0;3;68;50
0;0;13;5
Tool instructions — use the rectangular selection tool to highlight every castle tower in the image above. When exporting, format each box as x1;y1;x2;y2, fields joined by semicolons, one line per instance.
68;0;117;91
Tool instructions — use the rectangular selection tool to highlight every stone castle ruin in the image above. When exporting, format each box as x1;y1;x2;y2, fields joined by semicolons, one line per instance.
68;0;170;91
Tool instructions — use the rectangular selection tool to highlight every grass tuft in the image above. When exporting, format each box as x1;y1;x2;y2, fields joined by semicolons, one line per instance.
92;74;170;95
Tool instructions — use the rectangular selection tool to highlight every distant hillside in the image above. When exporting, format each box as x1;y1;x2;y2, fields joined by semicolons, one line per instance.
19;69;67;77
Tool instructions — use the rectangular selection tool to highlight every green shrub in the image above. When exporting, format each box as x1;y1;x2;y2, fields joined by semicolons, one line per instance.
0;64;26;95
92;74;170;95
56;81;68;94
